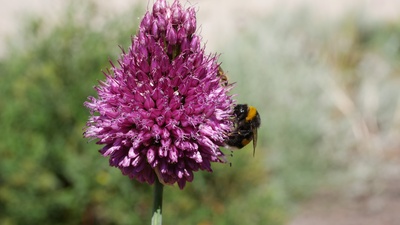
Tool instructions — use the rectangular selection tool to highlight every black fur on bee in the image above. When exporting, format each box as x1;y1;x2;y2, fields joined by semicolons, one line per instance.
225;104;261;157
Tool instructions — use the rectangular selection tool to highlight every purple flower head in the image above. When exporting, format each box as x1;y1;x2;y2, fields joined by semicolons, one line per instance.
84;0;234;189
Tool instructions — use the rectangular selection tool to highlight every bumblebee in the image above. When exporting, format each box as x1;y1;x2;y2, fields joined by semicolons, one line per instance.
225;104;261;156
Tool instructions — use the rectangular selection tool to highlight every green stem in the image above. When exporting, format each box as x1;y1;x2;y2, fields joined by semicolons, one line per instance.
151;178;164;225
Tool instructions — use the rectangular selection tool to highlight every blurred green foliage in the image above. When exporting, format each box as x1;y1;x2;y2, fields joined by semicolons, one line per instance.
0;1;283;225
2;1;400;225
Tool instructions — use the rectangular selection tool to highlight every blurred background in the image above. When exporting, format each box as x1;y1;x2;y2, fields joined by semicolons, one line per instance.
1;0;400;224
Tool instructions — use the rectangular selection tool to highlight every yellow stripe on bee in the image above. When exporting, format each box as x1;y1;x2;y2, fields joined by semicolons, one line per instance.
241;138;251;146
246;106;257;121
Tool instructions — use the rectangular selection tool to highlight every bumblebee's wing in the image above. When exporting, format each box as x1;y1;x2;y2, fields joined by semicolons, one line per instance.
252;128;258;157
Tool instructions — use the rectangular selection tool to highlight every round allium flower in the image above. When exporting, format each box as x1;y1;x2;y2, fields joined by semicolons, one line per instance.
84;0;234;189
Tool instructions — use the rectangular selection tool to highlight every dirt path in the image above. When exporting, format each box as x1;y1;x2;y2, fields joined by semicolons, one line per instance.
288;178;400;225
